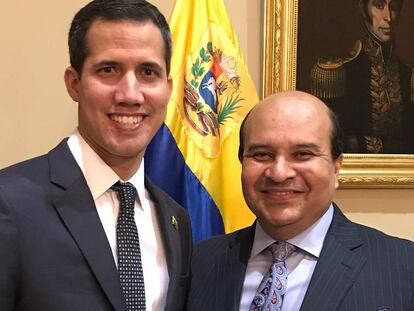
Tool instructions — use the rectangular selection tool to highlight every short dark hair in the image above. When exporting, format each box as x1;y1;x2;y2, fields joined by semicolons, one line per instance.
328;108;344;159
238;105;344;162
68;0;172;75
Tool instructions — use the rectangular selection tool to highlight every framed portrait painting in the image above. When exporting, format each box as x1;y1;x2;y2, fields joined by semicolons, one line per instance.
263;0;414;188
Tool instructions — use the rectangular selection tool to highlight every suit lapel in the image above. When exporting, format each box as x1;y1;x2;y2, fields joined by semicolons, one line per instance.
48;140;125;311
216;225;255;310
300;205;366;310
145;178;182;308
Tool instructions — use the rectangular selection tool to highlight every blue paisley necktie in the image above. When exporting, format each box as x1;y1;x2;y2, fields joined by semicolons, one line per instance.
249;241;296;311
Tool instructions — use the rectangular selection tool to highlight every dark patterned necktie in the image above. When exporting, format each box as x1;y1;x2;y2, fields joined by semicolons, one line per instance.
111;181;146;310
249;241;296;311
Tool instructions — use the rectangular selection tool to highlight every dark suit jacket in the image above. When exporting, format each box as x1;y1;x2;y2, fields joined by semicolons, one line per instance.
186;205;414;310
0;139;192;311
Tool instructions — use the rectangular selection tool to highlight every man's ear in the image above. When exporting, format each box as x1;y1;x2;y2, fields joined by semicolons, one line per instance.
64;66;81;102
334;155;343;189
167;74;173;98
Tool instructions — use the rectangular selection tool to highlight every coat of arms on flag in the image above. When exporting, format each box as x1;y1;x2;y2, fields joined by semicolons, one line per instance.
180;41;248;158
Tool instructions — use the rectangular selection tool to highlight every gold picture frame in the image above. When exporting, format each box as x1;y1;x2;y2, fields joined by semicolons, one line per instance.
262;0;414;188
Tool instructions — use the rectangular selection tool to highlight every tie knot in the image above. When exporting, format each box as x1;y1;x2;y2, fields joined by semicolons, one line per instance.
111;181;137;210
267;241;296;262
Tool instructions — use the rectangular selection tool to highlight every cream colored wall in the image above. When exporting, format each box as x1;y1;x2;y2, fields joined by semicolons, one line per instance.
1;1;412;240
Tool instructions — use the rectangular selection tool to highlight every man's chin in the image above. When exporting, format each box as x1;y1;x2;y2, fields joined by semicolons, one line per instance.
378;33;392;43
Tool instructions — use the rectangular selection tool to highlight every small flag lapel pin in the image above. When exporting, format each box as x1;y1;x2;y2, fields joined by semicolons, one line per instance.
171;216;178;229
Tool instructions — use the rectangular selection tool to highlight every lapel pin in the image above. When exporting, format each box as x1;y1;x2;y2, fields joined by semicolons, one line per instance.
171;216;178;230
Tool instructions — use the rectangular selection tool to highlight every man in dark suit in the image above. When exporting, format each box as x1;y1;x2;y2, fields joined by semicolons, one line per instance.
0;1;191;310
186;91;414;310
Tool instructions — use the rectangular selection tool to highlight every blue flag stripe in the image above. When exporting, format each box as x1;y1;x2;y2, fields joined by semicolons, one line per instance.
145;124;225;242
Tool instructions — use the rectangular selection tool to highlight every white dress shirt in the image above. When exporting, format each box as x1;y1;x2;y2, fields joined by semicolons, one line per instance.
67;130;168;311
239;205;334;311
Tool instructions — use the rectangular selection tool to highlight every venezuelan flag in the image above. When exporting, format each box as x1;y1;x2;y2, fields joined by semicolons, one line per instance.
145;0;258;242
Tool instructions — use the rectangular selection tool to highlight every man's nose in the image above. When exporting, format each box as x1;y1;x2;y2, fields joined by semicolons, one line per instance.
114;72;144;105
264;157;296;182
383;5;392;22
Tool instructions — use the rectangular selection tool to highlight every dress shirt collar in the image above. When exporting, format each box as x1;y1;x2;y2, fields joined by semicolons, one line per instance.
67;129;146;208
250;204;334;259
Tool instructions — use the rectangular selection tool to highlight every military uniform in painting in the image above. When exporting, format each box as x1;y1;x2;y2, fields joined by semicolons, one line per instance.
311;27;414;153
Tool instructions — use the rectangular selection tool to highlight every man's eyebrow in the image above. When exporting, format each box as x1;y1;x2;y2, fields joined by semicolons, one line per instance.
90;60;165;71
245;143;321;149
244;143;271;150
92;60;119;68
294;143;320;149
139;61;164;71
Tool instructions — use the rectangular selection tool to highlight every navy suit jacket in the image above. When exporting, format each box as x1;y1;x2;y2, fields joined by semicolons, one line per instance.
186;205;414;310
0;139;192;311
